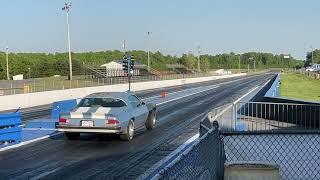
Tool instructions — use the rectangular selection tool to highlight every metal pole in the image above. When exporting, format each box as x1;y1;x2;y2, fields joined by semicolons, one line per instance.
66;11;72;80
147;32;150;72
238;54;241;71
6;46;9;80
129;76;131;91
311;46;314;64
197;45;200;72
63;2;73;80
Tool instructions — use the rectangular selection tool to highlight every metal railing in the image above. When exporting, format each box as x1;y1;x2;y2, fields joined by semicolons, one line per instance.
157;101;320;180
231;101;320;131
289;69;320;80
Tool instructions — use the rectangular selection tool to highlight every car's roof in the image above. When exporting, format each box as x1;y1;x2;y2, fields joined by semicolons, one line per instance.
85;91;134;100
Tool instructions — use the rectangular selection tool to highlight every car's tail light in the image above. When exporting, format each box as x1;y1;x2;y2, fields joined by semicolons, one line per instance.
106;116;119;125
59;117;68;124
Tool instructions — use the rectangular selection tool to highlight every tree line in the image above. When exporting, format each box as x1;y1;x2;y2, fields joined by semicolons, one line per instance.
0;50;303;79
305;49;320;67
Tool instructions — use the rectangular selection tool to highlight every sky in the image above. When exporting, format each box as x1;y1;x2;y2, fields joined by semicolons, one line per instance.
0;0;319;59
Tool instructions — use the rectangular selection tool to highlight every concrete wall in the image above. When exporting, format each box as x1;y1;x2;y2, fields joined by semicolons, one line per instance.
264;74;280;97
0;74;246;111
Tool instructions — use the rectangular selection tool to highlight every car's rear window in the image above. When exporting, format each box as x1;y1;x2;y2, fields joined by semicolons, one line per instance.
78;98;126;108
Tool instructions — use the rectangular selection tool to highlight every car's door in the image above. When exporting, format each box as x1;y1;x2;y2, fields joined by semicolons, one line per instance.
128;95;149;128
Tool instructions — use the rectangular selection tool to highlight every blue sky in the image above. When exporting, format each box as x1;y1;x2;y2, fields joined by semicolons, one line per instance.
0;0;319;59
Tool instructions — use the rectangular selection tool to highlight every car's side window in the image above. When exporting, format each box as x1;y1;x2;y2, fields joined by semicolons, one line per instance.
128;95;141;108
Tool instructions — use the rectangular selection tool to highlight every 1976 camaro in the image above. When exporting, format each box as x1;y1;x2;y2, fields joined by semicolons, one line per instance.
57;92;156;141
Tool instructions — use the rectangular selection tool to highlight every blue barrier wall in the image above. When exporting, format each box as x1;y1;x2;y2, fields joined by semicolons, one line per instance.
0;112;22;144
26;99;77;129
51;99;77;119
264;74;280;97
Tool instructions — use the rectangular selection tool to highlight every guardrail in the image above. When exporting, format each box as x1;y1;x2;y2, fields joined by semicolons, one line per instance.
231;101;320;131
264;74;280;97
0;112;22;146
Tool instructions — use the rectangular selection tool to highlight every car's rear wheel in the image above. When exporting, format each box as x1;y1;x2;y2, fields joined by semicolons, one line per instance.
146;109;156;130
120;119;134;141
65;132;80;140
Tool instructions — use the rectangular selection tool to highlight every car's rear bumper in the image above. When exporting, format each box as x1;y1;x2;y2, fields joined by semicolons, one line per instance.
56;125;122;134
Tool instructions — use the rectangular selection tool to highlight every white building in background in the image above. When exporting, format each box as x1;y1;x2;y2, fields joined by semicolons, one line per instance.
100;61;123;70
99;61;146;77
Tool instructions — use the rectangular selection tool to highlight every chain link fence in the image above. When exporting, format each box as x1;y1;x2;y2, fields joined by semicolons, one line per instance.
0;72;218;96
222;130;320;180
159;121;224;180
157;102;320;180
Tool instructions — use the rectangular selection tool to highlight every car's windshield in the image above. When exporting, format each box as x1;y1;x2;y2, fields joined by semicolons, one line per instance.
78;98;126;108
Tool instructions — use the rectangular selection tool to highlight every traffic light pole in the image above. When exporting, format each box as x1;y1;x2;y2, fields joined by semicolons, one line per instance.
122;53;135;92
128;58;131;92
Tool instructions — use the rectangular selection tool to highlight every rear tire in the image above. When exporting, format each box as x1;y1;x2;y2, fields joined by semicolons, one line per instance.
145;109;156;130
120;120;134;141
65;132;80;140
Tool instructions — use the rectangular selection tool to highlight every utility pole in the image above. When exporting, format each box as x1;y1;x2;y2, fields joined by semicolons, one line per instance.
62;1;73;80
147;32;151;72
249;57;255;72
311;46;314;64
238;54;241;71
123;40;126;53
6;46;9;80
197;45;201;72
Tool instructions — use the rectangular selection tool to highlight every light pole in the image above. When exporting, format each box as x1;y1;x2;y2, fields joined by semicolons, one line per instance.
311;46;314;64
197;45;201;72
6;46;9;80
28;67;31;79
249;57;255;72
62;1;73;80
123;40;126;53
238;54;241;71
147;32;151;72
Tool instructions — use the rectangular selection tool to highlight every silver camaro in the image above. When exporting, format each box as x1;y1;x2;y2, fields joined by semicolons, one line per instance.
56;92;157;141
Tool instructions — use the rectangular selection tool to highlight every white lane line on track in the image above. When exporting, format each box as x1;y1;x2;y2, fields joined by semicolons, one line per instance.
141;73;265;101
154;73;266;106
24;128;57;131
30;168;62;180
137;133;199;180
156;85;220;106
0;132;62;152
142;84;216;101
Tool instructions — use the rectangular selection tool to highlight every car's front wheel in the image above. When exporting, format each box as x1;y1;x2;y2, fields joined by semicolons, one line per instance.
120;119;134;141
65;132;80;140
